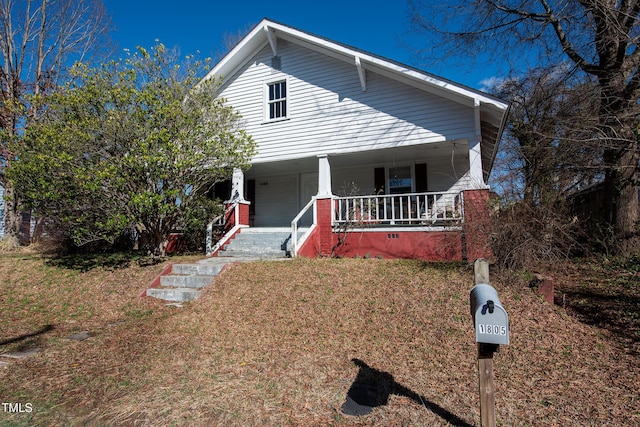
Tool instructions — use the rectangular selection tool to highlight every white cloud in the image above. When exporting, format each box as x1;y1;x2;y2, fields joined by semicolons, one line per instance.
479;76;507;92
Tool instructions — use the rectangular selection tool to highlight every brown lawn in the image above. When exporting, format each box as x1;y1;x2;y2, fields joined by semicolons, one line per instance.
0;253;638;426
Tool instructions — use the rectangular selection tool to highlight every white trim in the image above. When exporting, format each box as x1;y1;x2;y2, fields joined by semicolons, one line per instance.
386;163;415;195
468;139;486;189
474;98;482;139
263;76;290;122
355;56;367;92
208;224;249;256
231;168;246;201
317;154;332;196
202;18;509;180
205;19;508;112
294;223;317;257
264;25;278;56
340;226;463;232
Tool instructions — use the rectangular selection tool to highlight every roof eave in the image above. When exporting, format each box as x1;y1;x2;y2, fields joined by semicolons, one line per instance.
204;18;510;179
206;19;507;110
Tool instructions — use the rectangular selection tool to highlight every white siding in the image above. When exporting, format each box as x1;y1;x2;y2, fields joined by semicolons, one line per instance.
218;40;476;164
427;152;470;192
332;153;471;197
332;165;375;196
253;173;298;227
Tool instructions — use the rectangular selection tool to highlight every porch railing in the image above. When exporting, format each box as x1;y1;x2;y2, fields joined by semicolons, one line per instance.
334;191;464;226
291;197;316;257
206;203;239;255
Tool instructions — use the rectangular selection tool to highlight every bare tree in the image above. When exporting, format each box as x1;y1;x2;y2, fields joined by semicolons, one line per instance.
0;0;112;240
214;22;256;61
491;66;601;205
485;68;597;266
409;0;640;251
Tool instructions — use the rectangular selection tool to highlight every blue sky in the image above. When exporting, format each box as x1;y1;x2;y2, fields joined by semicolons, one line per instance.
106;0;501;91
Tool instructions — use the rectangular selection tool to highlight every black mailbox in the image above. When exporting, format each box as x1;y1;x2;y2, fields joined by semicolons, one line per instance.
470;283;509;345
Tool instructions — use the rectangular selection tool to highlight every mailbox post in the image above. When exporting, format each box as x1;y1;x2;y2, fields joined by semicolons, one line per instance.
470;259;509;427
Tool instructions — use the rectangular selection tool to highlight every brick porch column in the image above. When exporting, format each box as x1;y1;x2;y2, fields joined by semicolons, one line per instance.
223;201;251;228
224;168;250;229
463;189;492;261
316;196;334;256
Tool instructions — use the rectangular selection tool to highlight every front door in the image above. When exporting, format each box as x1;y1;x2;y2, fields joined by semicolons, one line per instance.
299;173;318;227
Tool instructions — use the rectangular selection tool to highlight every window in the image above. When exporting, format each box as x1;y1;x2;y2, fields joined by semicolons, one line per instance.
375;164;427;194
388;166;412;194
267;80;287;120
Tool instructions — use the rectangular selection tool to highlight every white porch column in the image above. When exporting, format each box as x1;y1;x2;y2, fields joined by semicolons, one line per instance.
317;154;332;197
468;139;487;189
470;98;489;189
230;168;246;201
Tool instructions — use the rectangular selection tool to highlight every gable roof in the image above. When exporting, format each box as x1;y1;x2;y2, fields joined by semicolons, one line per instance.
205;18;509;180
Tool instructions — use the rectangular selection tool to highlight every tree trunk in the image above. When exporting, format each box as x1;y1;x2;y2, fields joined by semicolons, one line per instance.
147;224;169;257
2;181;21;240
600;77;639;250
603;144;639;250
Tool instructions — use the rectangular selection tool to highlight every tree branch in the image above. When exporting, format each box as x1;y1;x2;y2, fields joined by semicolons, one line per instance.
539;0;599;75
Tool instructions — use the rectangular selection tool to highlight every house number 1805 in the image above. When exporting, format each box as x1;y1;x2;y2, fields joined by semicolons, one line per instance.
478;324;507;336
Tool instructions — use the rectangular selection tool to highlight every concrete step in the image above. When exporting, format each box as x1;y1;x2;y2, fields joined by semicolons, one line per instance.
146;261;223;302
160;274;215;288
230;235;290;246
171;263;223;276
222;230;292;258
220;243;286;253
146;287;202;302
146;229;303;302
220;248;286;258
224;236;289;247
217;228;309;257
221;243;288;252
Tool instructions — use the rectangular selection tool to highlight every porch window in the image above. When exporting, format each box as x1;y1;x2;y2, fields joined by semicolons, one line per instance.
388;166;412;194
267;80;287;120
375;164;427;195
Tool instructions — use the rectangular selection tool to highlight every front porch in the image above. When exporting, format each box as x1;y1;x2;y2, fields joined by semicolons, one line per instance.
208;187;491;262
207;141;492;261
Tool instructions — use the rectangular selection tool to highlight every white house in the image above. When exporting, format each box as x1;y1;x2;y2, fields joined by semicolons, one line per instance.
205;18;509;261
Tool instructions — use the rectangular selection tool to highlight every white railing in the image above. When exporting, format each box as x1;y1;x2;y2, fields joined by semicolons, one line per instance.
291;197;316;257
334;191;464;226
206;203;239;255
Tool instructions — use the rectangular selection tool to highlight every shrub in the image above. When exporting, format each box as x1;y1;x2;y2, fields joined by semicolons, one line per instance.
490;201;587;269
181;196;224;252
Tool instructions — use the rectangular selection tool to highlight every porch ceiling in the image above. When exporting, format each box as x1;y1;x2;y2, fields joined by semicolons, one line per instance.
329;141;462;169
245;141;463;178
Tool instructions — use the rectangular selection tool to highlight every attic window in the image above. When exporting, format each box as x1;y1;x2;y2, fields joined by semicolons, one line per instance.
267;80;287;120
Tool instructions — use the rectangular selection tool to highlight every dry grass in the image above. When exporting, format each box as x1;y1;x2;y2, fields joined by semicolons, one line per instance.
0;236;26;254
0;254;638;426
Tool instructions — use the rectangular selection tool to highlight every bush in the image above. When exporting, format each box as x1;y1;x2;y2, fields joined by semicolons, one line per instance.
181;196;224;252
490;201;587;269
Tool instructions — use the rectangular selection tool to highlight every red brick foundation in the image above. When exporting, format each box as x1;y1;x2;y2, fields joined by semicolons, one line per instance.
296;191;493;261
332;230;463;260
